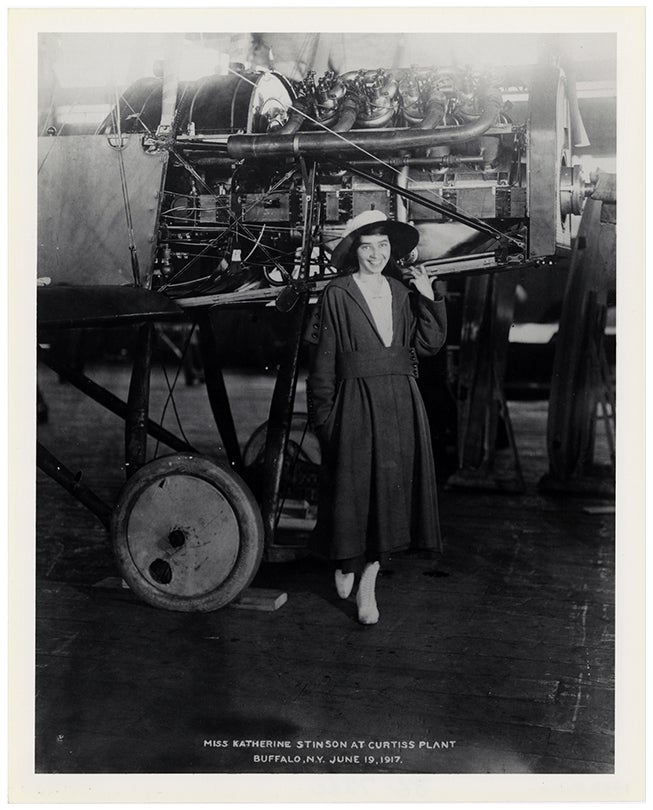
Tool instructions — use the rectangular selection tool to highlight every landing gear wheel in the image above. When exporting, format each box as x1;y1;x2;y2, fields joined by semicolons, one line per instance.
242;413;320;527
243;411;321;467
111;454;264;612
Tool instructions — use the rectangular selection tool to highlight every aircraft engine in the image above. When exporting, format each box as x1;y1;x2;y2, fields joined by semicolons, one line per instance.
38;63;593;295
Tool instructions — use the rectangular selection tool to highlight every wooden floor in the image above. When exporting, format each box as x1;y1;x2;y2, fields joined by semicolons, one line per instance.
35;359;615;774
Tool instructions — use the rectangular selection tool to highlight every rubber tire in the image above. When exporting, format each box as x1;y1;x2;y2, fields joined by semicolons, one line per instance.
111;454;264;612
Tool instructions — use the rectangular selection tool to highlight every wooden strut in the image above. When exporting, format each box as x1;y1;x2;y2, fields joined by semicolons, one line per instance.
492;361;525;491
260;159;315;547
597;343;616;469
451;271;524;492
543;198;613;488
197;312;245;474
595;373;615;470
37;442;112;530
38;346;195;454
587;299;616;472
456;275;494;470
125;323;154;478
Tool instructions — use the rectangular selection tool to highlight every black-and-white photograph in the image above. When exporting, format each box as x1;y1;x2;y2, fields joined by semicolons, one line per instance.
8;6;645;802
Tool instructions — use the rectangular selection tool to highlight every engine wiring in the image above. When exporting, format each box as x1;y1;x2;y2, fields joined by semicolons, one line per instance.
157;159;301;291
93;63;530;299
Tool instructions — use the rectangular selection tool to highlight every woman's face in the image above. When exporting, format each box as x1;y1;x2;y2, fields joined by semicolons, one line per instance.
355;234;391;276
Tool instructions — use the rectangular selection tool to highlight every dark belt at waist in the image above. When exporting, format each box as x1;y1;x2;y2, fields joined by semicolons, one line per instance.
336;347;418;380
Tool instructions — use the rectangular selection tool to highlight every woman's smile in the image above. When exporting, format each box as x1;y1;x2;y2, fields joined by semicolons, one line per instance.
356;235;391;275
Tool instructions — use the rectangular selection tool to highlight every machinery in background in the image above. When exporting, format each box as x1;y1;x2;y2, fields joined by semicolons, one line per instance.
541;171;616;496
40;63;590;292
37;56;601;611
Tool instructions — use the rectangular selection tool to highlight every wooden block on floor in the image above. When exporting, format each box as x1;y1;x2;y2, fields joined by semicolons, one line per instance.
230;588;288;612
276;516;317;531
92;577;130;590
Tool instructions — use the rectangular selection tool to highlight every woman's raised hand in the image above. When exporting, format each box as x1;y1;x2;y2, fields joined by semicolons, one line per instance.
402;264;435;300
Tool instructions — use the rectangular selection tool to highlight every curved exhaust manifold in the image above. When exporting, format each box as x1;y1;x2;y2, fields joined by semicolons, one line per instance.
226;87;503;160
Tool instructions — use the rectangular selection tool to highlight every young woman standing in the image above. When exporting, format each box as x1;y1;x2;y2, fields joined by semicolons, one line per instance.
306;210;447;625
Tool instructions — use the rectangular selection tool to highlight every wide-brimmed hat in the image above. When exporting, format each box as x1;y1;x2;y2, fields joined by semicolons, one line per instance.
330;210;419;270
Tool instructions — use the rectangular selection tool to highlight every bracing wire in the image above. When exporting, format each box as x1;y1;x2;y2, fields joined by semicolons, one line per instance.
290;33;313;78
97;93;154;136
159;362;193;448
158;159;298;289
242;224;266;262
152;323;197;459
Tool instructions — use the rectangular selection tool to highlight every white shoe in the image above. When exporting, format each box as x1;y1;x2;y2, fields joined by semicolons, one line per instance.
335;569;355;599
356;562;380;625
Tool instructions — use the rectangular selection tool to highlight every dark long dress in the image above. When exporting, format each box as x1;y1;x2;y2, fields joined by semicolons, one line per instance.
305;274;447;561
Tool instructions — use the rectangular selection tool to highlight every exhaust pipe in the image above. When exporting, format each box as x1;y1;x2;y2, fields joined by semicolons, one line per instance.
330;94;360;133
418;90;447;130
277;99;309;135
227;87;503;160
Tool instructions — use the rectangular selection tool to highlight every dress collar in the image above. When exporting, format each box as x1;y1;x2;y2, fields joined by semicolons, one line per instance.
337;274;409;347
